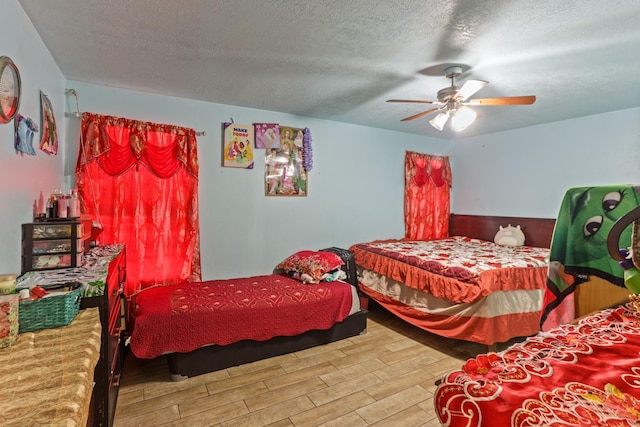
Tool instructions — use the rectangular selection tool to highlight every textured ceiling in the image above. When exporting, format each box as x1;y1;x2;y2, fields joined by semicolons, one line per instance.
18;0;640;139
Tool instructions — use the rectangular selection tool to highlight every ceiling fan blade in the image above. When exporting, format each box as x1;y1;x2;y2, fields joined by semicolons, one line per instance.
400;107;441;122
387;99;437;104
457;79;489;101
468;96;536;106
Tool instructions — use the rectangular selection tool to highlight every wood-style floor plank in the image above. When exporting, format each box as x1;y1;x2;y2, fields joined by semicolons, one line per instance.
114;305;520;426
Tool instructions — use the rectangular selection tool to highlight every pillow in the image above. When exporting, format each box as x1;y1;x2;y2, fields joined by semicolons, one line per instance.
275;250;344;283
494;224;526;247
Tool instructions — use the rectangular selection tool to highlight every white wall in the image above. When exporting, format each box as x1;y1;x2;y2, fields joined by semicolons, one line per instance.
61;81;448;280
450;108;640;218
0;1;66;276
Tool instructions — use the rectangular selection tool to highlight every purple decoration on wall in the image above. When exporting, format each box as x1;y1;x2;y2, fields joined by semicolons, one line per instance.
303;128;313;171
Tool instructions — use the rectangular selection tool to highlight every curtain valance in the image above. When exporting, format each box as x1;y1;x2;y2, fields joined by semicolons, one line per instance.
406;151;452;188
77;112;199;179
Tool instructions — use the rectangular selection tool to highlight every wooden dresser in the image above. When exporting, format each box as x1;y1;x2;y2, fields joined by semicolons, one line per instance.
17;244;126;427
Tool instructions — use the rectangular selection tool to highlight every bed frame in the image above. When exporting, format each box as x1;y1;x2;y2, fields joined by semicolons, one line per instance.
449;214;555;248
164;247;367;381
166;309;366;380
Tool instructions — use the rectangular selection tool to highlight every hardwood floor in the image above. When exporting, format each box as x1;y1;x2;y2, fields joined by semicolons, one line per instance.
114;304;517;427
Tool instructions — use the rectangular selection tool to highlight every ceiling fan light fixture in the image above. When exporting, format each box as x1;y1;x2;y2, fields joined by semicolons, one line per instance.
450;106;477;132
387;66;536;131
429;111;449;131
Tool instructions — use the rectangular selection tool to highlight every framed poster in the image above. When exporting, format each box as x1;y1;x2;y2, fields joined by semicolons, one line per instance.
265;126;307;196
254;123;280;149
223;123;254;168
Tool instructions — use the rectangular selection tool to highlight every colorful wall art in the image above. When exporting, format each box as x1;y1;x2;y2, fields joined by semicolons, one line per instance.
223;123;254;168
254;123;280;149
265;126;306;196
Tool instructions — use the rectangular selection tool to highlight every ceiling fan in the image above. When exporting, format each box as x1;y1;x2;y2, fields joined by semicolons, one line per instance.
387;65;536;132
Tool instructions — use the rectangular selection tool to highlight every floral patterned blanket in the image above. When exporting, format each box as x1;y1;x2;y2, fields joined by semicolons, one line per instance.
435;303;640;426
354;237;548;282
351;237;549;304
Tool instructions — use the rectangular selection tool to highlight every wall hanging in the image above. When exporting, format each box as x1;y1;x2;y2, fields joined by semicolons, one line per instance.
302;127;313;171
265;126;307;197
222;122;254;168
39;91;58;155
0;56;21;124
254;123;280;149
14;113;38;156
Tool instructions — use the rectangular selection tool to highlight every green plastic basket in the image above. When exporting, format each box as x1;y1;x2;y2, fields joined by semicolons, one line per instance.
19;283;82;333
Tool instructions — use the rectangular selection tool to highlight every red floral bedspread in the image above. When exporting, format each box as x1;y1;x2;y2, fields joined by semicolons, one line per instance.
129;274;354;359
354;237;548;281
350;237;549;303
435;303;640;426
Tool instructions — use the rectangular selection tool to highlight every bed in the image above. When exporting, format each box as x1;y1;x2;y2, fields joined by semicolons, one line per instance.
434;301;640;426
128;247;367;380
349;215;555;347
0;308;101;426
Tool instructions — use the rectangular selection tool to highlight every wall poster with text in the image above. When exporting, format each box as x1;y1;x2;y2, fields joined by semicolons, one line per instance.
223;123;254;168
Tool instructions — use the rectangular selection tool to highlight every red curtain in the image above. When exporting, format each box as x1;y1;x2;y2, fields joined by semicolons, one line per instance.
404;151;451;240
76;113;201;297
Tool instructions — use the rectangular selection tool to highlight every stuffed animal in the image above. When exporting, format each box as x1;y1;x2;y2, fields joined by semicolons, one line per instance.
494;224;525;247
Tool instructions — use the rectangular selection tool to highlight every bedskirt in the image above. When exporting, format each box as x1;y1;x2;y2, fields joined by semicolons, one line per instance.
0;308;101;426
357;266;544;345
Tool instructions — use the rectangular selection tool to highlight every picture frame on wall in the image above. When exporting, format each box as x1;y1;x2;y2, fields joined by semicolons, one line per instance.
223;122;254;168
254;123;280;149
265;126;307;196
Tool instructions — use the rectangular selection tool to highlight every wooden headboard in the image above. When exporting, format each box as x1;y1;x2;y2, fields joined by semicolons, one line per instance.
449;214;556;248
448;214;626;319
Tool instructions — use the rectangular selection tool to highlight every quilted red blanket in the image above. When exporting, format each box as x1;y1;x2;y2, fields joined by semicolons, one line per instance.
129;274;355;359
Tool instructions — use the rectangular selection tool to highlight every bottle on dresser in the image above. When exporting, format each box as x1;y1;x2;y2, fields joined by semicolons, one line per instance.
68;189;81;218
57;193;68;218
46;191;57;219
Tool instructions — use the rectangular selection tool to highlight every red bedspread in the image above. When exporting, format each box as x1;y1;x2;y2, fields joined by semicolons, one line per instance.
435;303;640;426
351;237;549;304
129;274;354;359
